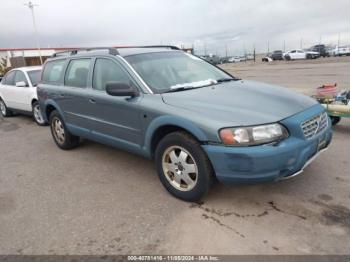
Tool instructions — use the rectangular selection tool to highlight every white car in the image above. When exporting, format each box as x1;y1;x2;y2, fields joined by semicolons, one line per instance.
284;49;319;60
330;45;350;56
228;56;242;63
0;66;46;125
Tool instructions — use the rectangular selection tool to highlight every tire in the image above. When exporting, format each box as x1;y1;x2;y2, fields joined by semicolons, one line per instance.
0;98;12;117
285;55;291;61
32;101;47;126
155;131;214;202
49;110;79;150
330;116;341;126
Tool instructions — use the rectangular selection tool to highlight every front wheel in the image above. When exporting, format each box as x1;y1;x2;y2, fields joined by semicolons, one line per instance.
0;99;12;117
155;131;214;202
49;110;79;150
32;101;47;126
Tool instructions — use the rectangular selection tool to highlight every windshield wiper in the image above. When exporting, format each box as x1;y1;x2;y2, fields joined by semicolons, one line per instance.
216;77;239;83
163;86;202;93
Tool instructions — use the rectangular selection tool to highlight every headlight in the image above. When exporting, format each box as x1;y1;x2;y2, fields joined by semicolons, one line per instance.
219;123;288;146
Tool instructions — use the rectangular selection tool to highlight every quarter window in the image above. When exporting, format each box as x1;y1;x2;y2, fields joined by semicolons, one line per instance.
42;59;66;84
65;59;91;88
93;58;130;91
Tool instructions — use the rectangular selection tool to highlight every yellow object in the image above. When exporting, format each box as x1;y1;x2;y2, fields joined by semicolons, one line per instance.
321;104;350;113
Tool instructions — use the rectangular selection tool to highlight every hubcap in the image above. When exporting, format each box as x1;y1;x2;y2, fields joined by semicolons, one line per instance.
33;104;44;124
0;101;6;115
162;146;198;191
52;117;65;144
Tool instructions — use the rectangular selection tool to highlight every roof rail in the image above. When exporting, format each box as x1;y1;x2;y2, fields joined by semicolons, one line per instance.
51;45;181;58
115;45;181;51
52;47;119;57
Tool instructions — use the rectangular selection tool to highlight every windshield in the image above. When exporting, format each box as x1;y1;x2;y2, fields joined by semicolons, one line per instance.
27;70;41;86
125;51;234;93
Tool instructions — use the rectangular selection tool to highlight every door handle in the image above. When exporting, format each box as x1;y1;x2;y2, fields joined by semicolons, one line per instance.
89;98;96;104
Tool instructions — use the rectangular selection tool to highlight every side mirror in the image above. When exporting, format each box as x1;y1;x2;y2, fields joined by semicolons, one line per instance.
106;82;138;97
16;81;27;87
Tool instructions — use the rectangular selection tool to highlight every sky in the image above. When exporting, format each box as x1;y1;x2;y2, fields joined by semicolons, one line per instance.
1;0;350;56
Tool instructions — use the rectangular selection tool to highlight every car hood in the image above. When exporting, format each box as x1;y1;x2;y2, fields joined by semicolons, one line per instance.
161;80;317;126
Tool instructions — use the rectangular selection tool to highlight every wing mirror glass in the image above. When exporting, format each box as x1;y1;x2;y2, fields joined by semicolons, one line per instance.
105;82;138;97
15;81;27;87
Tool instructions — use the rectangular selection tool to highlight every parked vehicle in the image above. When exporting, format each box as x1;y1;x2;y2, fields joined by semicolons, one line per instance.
262;50;283;62
228;56;242;63
310;44;329;57
329;45;350;56
0;66;46;125
284;49;319;60
201;54;221;65
38;46;332;201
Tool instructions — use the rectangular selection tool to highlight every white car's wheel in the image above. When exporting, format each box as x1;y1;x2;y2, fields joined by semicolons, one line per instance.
32;101;47;126
0;99;12;117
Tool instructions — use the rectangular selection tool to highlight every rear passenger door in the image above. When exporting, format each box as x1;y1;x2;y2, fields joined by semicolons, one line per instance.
60;58;93;132
86;57;143;146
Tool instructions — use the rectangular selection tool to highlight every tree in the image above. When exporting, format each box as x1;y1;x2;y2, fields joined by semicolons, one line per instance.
0;57;9;76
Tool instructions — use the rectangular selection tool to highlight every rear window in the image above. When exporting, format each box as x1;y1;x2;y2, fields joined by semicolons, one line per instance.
42;60;66;84
3;71;16;85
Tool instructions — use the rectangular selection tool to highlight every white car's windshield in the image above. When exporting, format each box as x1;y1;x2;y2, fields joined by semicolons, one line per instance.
125;51;234;93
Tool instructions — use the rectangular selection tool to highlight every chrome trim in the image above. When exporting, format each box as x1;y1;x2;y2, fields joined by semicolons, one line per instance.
117;55;154;94
279;146;329;180
301;111;328;140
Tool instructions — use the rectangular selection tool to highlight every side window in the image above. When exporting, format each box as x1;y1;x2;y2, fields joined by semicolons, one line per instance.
42;60;66;84
291;50;296;53
93;58;131;91
3;71;16;85
65;59;91;88
14;71;28;86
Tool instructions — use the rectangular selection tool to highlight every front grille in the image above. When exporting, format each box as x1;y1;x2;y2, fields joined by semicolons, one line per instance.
301;111;328;140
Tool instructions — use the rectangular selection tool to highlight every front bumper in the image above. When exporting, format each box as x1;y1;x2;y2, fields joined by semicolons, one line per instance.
203;105;333;184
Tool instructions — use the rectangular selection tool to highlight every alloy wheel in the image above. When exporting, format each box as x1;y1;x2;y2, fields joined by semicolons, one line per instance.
52;117;65;145
162;146;198;191
33;104;45;124
0;100;6;116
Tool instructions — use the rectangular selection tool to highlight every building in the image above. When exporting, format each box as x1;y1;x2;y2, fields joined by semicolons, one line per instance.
0;45;194;72
0;48;76;69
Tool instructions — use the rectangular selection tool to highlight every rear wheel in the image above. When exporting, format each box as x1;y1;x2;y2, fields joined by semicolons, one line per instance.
49;110;79;149
155;131;214;202
0;98;12;117
330;116;341;126
32;101;47;126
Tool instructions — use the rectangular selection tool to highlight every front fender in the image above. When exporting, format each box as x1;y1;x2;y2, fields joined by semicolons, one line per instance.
143;115;209;156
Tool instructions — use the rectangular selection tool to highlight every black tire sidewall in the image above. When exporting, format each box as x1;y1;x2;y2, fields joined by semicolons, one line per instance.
0;98;11;117
49;110;78;149
155;132;213;202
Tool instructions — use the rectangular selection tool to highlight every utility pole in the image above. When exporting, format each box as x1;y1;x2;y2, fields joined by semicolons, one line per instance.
25;1;43;64
225;44;228;59
300;38;303;49
283;40;286;52
267;40;270;53
337;33;340;55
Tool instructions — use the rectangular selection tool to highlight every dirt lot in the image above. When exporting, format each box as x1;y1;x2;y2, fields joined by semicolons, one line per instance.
1;57;350;255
